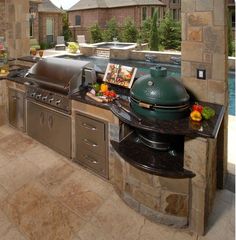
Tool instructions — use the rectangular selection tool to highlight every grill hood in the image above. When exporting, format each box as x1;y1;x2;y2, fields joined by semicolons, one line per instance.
25;57;96;95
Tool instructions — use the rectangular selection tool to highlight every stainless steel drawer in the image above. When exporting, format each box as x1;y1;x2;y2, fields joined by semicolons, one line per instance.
76;114;105;136
75;114;106;156
76;150;107;178
75;112;108;178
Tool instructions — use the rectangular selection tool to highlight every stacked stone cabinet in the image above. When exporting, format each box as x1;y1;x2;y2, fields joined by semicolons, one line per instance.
181;0;228;235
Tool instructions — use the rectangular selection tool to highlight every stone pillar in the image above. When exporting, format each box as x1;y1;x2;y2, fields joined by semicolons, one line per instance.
4;0;30;58
181;0;228;234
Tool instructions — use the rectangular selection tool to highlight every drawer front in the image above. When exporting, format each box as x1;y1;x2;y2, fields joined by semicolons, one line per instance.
76;114;105;136
75;114;106;156
76;149;107;178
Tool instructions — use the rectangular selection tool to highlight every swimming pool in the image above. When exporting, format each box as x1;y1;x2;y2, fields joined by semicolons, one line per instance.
56;55;235;116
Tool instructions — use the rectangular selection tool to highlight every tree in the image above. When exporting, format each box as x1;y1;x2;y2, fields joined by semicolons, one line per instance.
121;17;138;42
159;12;181;50
140;18;152;43
90;23;103;43
62;12;72;41
102;18;120;41
149;10;159;51
227;11;234;56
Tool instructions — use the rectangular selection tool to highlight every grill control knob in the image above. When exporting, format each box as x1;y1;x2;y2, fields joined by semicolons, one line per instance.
36;94;42;99
42;96;48;101
49;98;54;103
31;92;36;97
55;100;61;105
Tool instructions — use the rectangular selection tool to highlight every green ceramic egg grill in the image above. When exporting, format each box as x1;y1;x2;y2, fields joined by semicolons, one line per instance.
130;65;190;121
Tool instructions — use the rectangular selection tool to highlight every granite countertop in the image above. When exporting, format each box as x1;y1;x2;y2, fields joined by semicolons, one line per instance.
72;90;225;139
4;64;225;140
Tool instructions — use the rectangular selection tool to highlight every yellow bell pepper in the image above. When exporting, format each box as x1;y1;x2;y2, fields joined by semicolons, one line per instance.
190;110;202;122
100;83;108;92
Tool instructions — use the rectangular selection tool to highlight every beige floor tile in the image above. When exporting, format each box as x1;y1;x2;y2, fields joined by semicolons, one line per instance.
0;125;17;139
0;184;8;203
39;163;76;190
0;132;37;159
77;222;114;240
2;182;85;240
21;144;66;172
0;156;41;193
1;226;27;240
0;152;12;168
172;230;198;240
51;173;106;221
89;193;147;240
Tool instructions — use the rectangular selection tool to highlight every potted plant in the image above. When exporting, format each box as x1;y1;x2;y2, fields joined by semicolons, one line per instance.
68;42;79;53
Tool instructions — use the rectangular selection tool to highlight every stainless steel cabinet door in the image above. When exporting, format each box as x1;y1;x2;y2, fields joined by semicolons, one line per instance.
46;109;71;158
8;88;25;131
27;101;71;158
27;100;48;142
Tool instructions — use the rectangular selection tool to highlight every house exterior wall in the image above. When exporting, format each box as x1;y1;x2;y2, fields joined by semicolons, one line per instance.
68;5;165;42
38;12;63;45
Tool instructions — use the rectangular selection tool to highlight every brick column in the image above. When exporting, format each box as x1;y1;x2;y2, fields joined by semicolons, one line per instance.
181;0;228;235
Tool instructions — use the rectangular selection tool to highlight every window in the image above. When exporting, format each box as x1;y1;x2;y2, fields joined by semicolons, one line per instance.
142;7;147;21
232;11;235;28
29;18;33;37
75;15;81;26
172;9;177;20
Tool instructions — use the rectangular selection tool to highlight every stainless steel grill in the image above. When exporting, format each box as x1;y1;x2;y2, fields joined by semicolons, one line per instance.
24;57;96;113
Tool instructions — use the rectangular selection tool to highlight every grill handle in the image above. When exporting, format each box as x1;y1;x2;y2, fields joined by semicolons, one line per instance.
138;102;152;109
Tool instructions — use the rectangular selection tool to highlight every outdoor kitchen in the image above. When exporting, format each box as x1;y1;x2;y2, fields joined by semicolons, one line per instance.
0;0;233;240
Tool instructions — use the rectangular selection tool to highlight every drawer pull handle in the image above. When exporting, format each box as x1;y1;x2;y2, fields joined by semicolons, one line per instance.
83;138;97;147
82;122;96;131
83;155;98;164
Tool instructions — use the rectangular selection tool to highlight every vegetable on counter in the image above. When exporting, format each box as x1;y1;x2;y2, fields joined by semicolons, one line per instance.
192;103;203;113
202;106;215;120
190;110;202;122
100;83;108;92
190;103;215;122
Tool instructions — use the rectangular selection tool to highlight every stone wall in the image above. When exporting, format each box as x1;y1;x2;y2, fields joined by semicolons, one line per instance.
4;0;30;58
181;0;228;235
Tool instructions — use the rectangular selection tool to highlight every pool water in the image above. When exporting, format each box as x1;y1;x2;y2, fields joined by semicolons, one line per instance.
56;55;235;116
93;43;135;49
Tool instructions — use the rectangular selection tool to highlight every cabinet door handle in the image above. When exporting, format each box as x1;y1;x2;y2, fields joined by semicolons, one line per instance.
40;112;44;125
82;122;96;131
48;115;53;129
83;154;98;164
83;138;97;147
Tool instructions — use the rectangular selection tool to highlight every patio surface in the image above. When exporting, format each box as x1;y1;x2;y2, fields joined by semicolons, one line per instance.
0;125;234;240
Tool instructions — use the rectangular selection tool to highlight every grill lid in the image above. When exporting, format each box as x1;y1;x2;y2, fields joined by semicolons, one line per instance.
130;66;189;106
25;58;95;94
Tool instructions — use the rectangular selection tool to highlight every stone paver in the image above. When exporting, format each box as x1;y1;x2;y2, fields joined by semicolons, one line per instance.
0;125;234;240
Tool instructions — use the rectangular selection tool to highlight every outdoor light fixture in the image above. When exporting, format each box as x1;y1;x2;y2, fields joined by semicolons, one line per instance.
29;6;37;19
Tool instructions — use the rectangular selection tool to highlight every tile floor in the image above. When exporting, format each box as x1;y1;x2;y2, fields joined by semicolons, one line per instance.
0;125;234;240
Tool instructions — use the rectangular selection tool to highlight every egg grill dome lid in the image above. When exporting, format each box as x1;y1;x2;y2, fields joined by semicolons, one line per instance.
130;66;190;106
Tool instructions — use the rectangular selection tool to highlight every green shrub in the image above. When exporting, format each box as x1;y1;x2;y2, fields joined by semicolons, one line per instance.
159;12;181;50
62;13;72;41
102;18;120;41
227;11;234;56
39;42;50;50
150;10;159;51
90;23;103;43
140;18;152;43
121;17;138;42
